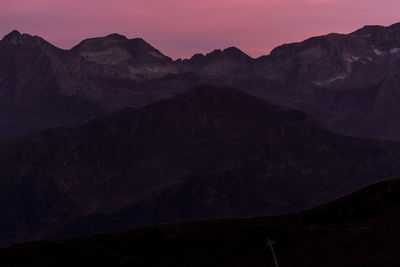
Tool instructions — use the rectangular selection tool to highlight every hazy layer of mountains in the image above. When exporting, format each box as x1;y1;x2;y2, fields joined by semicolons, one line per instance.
3;23;400;140
2;85;400;246
2;23;400;259
2;178;399;266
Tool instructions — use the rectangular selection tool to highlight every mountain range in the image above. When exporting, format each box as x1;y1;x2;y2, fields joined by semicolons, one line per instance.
3;23;400;140
2;23;400;262
1;85;400;246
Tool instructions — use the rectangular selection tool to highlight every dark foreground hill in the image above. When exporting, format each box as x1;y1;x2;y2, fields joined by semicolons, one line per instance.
2;178;399;267
2;85;400;246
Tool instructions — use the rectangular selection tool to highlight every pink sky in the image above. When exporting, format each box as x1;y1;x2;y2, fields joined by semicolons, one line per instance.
1;0;400;59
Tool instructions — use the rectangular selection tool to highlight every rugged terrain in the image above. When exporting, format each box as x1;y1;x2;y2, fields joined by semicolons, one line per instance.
4;23;400;139
252;23;400;140
0;30;251;139
1;85;400;246
2;178;399;266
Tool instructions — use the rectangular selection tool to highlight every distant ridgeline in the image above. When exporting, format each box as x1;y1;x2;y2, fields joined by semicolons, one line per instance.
3;24;400;140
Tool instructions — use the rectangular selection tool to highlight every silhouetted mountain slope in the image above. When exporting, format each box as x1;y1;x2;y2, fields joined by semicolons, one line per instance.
1;85;400;246
2;178;399;267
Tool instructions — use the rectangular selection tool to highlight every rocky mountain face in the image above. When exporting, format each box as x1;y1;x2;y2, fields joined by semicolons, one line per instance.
0;31;172;139
0;30;253;139
0;31;107;139
3;23;400;252
2;178;400;267
251;23;400;140
4;24;400;140
1;86;400;246
72;34;171;66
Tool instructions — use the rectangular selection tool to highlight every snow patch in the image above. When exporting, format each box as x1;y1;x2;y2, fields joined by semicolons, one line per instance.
314;75;347;86
148;50;165;59
80;48;132;65
374;49;385;56
390;48;400;54
328;75;346;83
346;56;361;63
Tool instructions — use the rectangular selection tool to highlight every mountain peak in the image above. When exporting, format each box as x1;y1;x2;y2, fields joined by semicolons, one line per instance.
351;25;385;35
72;34;171;65
151;85;290;119
74;34;129;49
388;22;400;30
223;46;243;53
105;33;128;40
222;46;252;59
2;30;23;43
1;30;48;47
204;47;250;59
186;47;252;66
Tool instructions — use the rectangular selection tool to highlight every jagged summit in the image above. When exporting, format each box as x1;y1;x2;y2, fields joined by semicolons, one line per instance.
197;47;251;60
2;30;22;41
181;47;252;74
262;22;400;83
3;23;400;140
72;33;171;65
1;30;35;45
223;46;251;57
184;47;251;63
104;33;128;40
1;30;52;48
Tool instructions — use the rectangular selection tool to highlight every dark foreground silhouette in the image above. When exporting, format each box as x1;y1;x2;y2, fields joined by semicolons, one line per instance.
1;179;399;266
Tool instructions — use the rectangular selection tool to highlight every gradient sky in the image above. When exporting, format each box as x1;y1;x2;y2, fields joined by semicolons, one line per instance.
1;0;400;59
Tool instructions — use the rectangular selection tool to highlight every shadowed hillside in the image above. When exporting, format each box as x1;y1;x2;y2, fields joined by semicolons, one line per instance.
2;179;399;266
1;85;400;246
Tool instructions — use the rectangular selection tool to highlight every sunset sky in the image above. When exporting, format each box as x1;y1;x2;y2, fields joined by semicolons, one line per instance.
1;0;400;59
